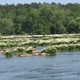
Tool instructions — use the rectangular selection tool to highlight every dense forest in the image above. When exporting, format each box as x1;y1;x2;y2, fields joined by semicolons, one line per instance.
0;2;80;35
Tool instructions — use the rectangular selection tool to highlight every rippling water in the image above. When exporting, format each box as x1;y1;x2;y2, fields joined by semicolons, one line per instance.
0;51;80;80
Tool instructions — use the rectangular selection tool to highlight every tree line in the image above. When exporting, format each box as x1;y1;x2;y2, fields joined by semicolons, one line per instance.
0;2;80;35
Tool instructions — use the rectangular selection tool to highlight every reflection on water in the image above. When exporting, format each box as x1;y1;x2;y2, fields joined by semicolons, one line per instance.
0;51;80;80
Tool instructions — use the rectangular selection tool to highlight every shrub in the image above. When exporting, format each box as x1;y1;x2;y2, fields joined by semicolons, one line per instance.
16;47;25;52
26;50;33;54
4;51;13;58
75;45;80;50
41;47;57;56
68;45;75;51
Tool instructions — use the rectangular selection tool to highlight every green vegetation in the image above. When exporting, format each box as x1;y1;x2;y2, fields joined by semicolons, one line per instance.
0;34;80;57
26;50;33;54
0;3;80;35
5;52;13;58
41;47;57;56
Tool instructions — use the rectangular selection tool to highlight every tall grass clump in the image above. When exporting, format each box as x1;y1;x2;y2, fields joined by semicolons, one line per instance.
4;50;13;58
13;47;26;56
41;47;57;56
55;45;68;51
26;49;33;54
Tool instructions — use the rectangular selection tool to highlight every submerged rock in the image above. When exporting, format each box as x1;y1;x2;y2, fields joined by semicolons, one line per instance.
40;52;46;56
27;46;34;50
34;52;40;56
18;53;32;57
33;50;41;56
52;64;58;67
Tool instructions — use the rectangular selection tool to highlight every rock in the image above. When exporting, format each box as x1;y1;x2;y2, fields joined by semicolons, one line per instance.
33;50;41;56
27;46;33;50
40;52;46;56
18;53;32;57
33;50;41;53
34;52;40;56
47;67;51;70
52;64;58;67
0;50;3;54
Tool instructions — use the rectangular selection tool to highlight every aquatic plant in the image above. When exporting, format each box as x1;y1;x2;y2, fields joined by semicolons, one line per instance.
55;45;68;51
41;47;57;56
4;50;13;58
26;49;33;54
16;47;25;52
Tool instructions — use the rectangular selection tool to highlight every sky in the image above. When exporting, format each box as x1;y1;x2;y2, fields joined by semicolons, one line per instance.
0;0;80;5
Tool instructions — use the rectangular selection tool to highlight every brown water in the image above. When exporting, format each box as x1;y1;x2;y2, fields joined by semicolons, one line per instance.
0;51;80;80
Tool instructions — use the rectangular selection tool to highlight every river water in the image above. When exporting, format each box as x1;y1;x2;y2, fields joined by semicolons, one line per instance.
0;51;80;80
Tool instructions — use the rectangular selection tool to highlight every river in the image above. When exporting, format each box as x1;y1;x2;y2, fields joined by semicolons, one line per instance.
0;51;80;80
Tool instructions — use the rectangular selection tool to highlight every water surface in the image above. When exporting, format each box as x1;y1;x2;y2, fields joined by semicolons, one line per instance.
0;51;80;80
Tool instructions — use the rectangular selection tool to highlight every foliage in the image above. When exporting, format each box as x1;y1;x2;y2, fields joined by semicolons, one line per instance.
0;3;80;35
15;47;25;52
4;51;13;58
41;47;57;56
1;34;80;57
26;50;33;54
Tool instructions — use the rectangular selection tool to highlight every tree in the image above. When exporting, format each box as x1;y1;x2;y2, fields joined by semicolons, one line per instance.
67;17;80;33
14;15;26;34
0;18;14;35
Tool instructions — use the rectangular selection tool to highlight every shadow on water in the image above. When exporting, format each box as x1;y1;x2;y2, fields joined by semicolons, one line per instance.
0;51;80;80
